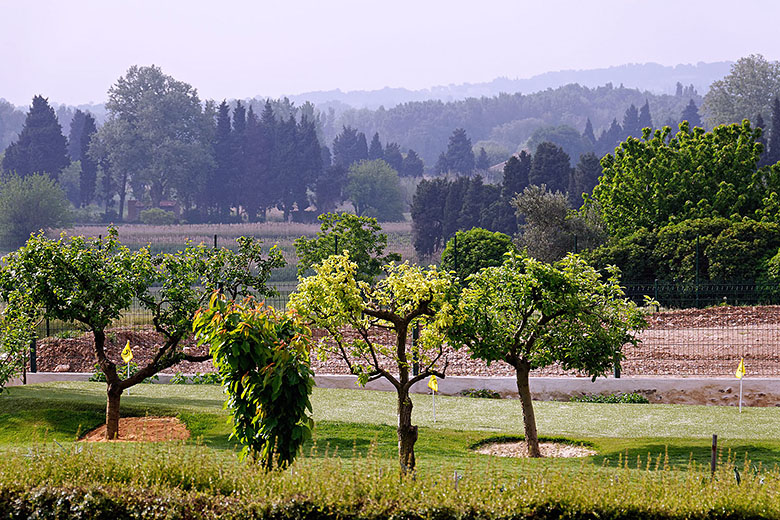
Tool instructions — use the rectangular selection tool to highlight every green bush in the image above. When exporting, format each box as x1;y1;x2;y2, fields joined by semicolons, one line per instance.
169;372;221;385
440;228;517;284
140;208;177;225
459;388;501;399
571;392;649;404
89;363;158;384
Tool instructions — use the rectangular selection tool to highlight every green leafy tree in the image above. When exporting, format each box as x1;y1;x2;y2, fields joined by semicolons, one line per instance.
289;254;454;474
0;229;284;440
527;126;588;166
0;291;39;394
703;54;780;127
2;96;69;180
89;65;214;219
592;121;770;238
440;228;516;283
193;294;314;469
444;128;475;175
0;174;71;248
447;252;645;457
294;212;400;282
345;159;404;221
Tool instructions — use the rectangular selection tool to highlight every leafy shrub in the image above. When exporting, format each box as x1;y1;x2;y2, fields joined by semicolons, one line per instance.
169;371;221;385
571;392;649;404
441;228;516;284
140;208;177;225
459;388;501;399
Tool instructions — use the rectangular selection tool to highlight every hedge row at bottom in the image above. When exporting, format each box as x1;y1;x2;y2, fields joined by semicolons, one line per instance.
0;483;774;520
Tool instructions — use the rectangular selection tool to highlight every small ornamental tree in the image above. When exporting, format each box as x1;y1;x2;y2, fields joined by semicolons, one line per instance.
289;254;454;474
193;293;314;469
447;252;645;457
294;212;400;282
0;229;283;439
440;228;516;284
0;292;39;394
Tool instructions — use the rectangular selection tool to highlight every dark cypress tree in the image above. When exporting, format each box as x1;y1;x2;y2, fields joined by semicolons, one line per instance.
276;115;300;220
680;99;702;128
411;178;448;256
766;97;780;167
475;147;490;170
401;149;425;177
209;101;233;219
2;95;70;180
230;101;248;215
332;126;368;167
435;152;449;174
502;151;531;199
315;164;347;214
442;176;469;238
241;106;273;221
568;152;602;208
295;115;323;214
675;82;684;97
368;132;384;160
597;119;623;156
383;142;403;172
582;118;596;148
638;99;653;134
67;109;86;161
457;176;484;230
529;142;571;194
622;104;641;139
445;128;475;175
78;113;98;207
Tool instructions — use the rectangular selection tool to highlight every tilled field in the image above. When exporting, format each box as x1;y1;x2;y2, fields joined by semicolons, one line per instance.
34;305;780;377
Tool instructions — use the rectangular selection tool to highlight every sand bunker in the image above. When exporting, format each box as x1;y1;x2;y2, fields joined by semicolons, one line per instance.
81;416;190;442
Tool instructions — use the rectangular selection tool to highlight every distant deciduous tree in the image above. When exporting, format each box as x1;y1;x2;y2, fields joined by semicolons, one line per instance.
345;159;404;221
0;174;71;248
767;97;780;167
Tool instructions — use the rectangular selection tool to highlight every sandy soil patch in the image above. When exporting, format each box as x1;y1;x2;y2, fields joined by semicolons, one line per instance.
475;440;596;458
81;416;190;442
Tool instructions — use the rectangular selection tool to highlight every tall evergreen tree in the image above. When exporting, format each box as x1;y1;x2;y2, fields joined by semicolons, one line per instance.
502;151;531;200
368;132;384;160
442;176;469;238
294;115;324;213
457;176;484;230
401;149;424;177
622;104;641;139
383;142;403;172
568;152;602;208
78;113;98;207
276;115;300;220
475;147;490;170
766;97;780;166
680;99;702;128
315;164;347;214
241;106;272;221
411;178;448;256
210;101;234;219
445;128;475;175
582;118;596;147
529;142;571;194
2;95;70;180
638;99;653;133
332;126;368;167
597;118;623;156
67;109;87;161
435;152;449;174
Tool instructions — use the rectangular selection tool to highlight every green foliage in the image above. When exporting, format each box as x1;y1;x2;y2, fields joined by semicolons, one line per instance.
193;294;314;469
459;388;501;399
444;128;475;174
140;207;177;225
440;228;516;283
294;212;400;282
571;392;649;404
88;362;159;384
0;292;38;394
703;54;780;127
345;159;405;221
169;371;221;385
593;121;772;238
0;173;71;248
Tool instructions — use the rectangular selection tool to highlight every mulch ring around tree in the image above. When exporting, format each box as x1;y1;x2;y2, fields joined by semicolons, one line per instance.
80;416;190;442
474;440;596;458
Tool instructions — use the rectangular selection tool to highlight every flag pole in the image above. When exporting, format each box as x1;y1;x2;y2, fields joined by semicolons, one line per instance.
739;378;743;413
432;389;436;423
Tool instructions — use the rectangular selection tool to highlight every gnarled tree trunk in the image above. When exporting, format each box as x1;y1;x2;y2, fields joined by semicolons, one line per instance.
105;384;123;439
397;387;418;474
514;361;541;457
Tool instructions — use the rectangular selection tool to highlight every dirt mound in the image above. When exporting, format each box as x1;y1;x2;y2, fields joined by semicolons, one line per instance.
475;441;596;458
81;416;190;442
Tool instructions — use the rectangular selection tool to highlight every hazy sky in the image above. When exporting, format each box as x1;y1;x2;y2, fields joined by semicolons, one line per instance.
2;0;780;106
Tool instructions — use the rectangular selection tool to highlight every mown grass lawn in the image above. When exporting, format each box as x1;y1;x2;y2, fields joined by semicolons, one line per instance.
2;381;780;472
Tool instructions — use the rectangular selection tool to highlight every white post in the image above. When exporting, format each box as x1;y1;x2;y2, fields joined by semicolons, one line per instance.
739;378;743;413
127;363;130;396
432;390;436;423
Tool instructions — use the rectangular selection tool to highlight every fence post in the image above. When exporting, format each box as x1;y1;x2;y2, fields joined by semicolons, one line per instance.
29;337;37;374
653;279;659;312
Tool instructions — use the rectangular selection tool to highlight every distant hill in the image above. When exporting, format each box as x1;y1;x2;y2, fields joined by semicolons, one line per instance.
285;61;732;110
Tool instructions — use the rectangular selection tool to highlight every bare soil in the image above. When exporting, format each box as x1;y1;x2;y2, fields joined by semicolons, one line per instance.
475;441;596;458
35;305;780;377
81;416;190;442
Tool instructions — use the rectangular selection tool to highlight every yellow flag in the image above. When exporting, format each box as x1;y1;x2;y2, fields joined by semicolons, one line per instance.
427;375;438;393
735;358;745;379
121;340;134;363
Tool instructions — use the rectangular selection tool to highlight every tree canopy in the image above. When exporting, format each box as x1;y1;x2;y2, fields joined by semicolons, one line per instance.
345;159;404;221
703;55;780;127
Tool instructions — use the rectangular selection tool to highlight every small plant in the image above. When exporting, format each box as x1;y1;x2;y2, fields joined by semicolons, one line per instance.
571;392;649;404
168;372;221;385
459;388;501;399
170;372;188;384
